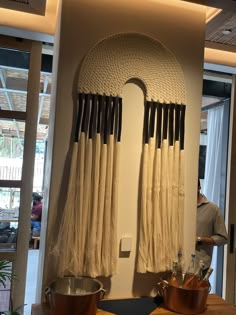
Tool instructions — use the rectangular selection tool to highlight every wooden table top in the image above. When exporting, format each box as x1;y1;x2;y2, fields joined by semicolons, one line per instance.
150;294;235;315
31;304;116;315
32;294;235;315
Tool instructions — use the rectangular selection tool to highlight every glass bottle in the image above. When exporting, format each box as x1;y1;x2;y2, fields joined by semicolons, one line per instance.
176;250;184;285
183;260;205;289
169;260;179;287
197;267;213;288
183;253;196;283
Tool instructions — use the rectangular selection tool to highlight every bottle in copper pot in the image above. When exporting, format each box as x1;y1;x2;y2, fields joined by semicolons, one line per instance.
183;260;205;289
169;260;179;287
183;253;196;283
176;250;184;285
197;267;213;288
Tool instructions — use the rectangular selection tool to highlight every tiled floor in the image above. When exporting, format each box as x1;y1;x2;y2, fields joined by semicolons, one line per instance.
24;249;39;315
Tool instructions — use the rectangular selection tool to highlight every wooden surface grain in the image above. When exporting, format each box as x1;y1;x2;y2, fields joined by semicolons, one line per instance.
32;294;235;315
31;304;116;315
150;294;236;315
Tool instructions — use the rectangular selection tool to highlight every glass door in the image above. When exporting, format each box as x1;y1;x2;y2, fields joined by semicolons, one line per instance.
200;73;232;296
0;35;42;311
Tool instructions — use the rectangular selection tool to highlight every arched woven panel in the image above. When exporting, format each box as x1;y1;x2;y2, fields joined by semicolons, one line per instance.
78;33;186;104
51;33;187;277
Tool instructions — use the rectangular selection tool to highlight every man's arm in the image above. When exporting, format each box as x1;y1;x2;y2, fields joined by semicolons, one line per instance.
31;204;42;221
196;236;215;246
196;206;228;246
31;213;39;221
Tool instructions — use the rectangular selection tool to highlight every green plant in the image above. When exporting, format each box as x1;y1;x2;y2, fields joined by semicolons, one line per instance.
0;260;26;315
0;260;13;287
2;301;26;315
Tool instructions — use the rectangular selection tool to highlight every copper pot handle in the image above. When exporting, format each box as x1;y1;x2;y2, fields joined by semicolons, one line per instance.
44;287;52;306
157;280;168;297
100;288;106;299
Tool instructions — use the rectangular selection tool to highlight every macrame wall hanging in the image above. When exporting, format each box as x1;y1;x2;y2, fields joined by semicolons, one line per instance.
53;33;186;278
54;93;122;278
137;101;185;273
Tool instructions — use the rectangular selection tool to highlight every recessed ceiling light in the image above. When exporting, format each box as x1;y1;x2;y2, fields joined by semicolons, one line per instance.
222;29;232;35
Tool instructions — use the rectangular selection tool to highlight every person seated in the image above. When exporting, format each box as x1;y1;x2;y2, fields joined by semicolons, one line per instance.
0;222;11;243
31;193;43;237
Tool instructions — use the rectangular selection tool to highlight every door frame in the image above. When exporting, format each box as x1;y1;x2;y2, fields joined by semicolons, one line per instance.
0;35;42;309
202;70;235;300
225;74;236;304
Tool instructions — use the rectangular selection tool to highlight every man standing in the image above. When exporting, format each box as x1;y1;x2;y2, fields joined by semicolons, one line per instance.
196;180;228;273
31;193;43;237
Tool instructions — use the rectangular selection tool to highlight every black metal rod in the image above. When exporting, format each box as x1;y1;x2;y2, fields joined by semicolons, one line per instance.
117;97;122;142
81;93;90;133
144;101;150;144
149;102;156;139
89;94;96;139
110;97;116;135
156;102;162;149
103;96;110;144
163;104;168;140
74;93;84;142
180;104;186;150
168;103;174;146
97;95;103;134
174;105;180;142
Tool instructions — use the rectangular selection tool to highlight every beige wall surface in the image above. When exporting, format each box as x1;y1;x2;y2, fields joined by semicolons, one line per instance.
43;0;206;299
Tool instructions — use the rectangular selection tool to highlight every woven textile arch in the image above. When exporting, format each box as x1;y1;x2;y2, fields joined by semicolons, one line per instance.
78;33;186;103
54;33;186;278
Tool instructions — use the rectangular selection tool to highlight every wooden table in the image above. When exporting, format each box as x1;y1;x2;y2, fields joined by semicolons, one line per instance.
150;294;235;315
31;305;115;315
32;294;235;315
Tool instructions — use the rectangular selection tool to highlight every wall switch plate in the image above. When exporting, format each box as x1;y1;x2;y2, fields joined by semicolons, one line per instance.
120;236;132;252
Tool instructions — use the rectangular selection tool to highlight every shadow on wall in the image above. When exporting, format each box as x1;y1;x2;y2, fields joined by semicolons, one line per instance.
132;271;170;297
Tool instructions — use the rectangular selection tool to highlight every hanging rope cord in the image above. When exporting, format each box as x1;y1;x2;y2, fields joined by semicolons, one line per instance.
83;94;122;277
52;93;84;276
137;101;151;273
53;93;122;278
110;97;122;274
102;97;122;275
137;102;186;273
84;94;99;276
178;105;186;251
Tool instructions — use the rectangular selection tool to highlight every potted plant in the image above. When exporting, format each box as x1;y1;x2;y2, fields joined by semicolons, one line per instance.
0;260;25;315
0;260;12;288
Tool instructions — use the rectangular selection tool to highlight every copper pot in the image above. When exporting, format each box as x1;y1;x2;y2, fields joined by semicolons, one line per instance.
158;281;209;315
45;277;105;315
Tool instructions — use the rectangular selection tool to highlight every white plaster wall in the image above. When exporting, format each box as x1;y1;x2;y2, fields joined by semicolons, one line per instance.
113;82;144;297
43;0;206;298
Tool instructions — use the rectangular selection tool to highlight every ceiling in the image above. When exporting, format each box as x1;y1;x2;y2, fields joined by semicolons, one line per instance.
0;65;51;141
0;0;236;142
184;1;236;51
205;10;236;50
0;0;47;15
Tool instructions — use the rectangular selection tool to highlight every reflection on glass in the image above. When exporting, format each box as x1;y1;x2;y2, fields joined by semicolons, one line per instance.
0;66;29;112
0;120;25;143
0;187;20;251
0;47;30;113
0;120;25;180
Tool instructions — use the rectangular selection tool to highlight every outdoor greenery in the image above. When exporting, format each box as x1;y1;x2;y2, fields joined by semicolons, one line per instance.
0;260;25;315
0;137;23;159
0;136;46;158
